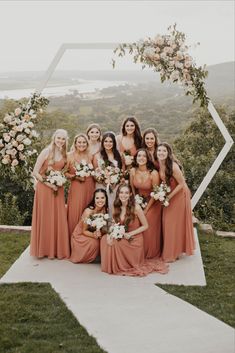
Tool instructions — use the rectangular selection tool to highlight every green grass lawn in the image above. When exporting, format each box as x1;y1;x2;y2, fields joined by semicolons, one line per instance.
158;230;235;328
0;231;234;353
0;232;107;353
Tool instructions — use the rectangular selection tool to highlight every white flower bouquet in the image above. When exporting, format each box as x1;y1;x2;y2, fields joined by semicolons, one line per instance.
108;223;126;241
94;159;122;192
85;213;109;234
150;182;171;207
74;160;95;180
135;194;148;210
45;170;67;195
123;150;134;166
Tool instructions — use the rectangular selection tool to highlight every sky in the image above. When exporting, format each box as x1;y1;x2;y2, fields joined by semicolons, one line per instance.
0;0;234;72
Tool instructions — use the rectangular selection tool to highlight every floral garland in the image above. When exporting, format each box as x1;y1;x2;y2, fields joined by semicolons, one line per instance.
112;24;209;107
0;93;49;175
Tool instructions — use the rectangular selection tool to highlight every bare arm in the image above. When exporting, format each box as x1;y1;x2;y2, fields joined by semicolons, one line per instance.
125;204;148;239
64;153;75;179
129;168;136;196
168;163;186;200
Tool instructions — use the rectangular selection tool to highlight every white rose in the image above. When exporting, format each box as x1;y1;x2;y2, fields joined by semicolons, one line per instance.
23;138;31;146
16;134;25;142
28;121;34;128
2;157;10;164
185;61;192;68
3;114;12;123
17;144;24;151
14;108;22;116
11;159;19;167
3;133;11;143
143;47;155;58
16;125;23;132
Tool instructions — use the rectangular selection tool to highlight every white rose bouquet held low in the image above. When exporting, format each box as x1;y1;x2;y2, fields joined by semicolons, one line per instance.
150;182;171;207
44;170;67;196
107;223;126;245
85;213;109;235
135;194;148;210
74;160;95;181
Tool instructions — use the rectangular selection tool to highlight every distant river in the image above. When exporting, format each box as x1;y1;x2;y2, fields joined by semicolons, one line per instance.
0;80;127;99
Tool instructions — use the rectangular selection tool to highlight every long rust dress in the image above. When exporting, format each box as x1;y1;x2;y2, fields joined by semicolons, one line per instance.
70;212;100;263
100;216;168;276
133;173;162;259
30;159;70;259
161;177;195;262
67;157;95;236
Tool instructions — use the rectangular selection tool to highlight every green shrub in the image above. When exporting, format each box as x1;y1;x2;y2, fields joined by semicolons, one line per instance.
0;193;28;225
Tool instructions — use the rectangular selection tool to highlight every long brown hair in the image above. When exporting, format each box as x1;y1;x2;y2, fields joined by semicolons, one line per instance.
121;116;142;149
142;128;159;162
157;142;182;185
113;184;135;228
133;148;154;171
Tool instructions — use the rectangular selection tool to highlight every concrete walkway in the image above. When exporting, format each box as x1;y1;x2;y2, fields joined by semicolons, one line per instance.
0;230;234;353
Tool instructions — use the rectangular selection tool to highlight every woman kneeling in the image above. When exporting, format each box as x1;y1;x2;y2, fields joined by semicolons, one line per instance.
70;188;109;263
101;184;168;276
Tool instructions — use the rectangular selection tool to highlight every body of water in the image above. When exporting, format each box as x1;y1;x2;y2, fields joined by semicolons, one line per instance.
0;80;127;99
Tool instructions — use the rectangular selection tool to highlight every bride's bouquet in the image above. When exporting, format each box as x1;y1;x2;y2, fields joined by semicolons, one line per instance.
74;160;95;180
150;182;171;207
94;159;122;192
135;194;148;210
45;169;67;195
85;213;109;234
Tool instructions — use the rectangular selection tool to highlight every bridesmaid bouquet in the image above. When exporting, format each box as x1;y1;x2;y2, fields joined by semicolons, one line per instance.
150;182;171;207
74;160;95;180
123;150;134;166
108;223;126;240
135;194;148;209
45;170;67;196
85;213;109;234
94;159;122;192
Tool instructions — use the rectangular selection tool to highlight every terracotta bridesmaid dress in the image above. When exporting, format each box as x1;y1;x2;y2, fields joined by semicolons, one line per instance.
67;157;95;236
161;177;195;262
133;173;162;259
70;212;100;263
30;159;70;259
100;216;168;276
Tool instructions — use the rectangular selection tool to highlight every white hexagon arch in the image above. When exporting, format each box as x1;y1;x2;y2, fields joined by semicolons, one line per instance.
34;43;234;210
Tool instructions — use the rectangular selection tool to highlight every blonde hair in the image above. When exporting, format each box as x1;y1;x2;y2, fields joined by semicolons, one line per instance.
86;123;102;142
69;133;90;164
48;129;68;166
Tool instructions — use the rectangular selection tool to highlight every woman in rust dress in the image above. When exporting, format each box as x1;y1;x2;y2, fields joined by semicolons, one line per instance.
130;148;162;259
101;184;168;276
66;133;95;236
116;116;142;177
70;188;109;263
157;142;195;262
30;129;70;259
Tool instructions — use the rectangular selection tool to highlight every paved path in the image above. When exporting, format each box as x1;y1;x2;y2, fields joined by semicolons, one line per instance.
0;230;234;353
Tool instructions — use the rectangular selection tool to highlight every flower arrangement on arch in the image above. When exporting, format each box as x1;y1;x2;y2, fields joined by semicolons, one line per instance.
0;93;49;173
112;24;209;107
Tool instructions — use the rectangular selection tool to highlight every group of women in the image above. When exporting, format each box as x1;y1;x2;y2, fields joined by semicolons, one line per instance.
30;116;195;276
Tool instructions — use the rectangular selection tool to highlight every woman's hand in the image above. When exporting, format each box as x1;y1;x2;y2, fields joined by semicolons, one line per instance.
94;229;102;239
124;232;132;240
50;184;58;192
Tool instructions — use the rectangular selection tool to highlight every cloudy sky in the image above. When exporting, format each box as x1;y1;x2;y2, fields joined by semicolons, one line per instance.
0;0;234;72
